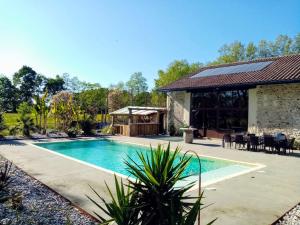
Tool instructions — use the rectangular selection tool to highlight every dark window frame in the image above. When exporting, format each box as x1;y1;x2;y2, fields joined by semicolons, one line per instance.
190;88;248;132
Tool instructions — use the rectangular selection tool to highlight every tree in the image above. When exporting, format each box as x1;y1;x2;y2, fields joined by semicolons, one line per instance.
44;75;65;96
155;60;201;88
151;91;166;107
51;91;76;131
257;40;272;58
245;42;257;60
0;111;6;135
217;41;245;63
0;75;18;112
62;73;100;93
32;91;50;134
292;33;300;53
13;66;44;103
134;91;151;106
153;60;201;107
271;35;293;56
16;102;35;136
126;72;148;105
75;88;107;120
108;88;130;112
62;73;82;93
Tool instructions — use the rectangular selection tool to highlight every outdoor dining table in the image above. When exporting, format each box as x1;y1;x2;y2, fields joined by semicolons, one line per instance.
231;134;291;154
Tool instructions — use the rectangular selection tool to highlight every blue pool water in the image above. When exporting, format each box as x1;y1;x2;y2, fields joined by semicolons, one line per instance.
35;139;253;183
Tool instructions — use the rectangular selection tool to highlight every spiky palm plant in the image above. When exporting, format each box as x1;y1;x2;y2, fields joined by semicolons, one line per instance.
0;160;13;191
87;175;140;225
17;115;36;137
88;143;216;225
126;143;208;225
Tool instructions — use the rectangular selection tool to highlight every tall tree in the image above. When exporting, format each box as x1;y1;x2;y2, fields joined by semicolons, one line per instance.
217;41;245;63
245;42;257;60
75;88;107;120
13;66;44;103
62;73;99;93
0;75;18;112
154;60;201;88
292;33;300;53
108;88;130;112
126;72;148;105
271;35;293;56
51;91;76;131
153;60;201;107
257;40;272;58
44;75;65;96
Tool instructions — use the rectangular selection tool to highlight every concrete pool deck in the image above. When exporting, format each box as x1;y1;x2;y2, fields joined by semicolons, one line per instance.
0;136;299;225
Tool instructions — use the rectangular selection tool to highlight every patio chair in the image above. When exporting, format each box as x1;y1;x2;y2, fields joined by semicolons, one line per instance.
234;134;247;149
263;135;275;153
249;136;260;151
222;134;232;148
279;138;295;154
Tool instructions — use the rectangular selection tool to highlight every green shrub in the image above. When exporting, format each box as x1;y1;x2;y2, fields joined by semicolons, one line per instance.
66;126;82;138
0;112;6;137
80;119;95;135
88;143;216;225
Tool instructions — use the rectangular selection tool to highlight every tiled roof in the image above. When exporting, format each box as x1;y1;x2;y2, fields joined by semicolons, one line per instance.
160;54;300;91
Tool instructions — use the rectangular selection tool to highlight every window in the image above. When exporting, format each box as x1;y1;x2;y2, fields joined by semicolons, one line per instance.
191;89;248;131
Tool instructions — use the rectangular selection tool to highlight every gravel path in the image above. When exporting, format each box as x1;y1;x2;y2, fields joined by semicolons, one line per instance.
275;204;300;225
0;156;99;225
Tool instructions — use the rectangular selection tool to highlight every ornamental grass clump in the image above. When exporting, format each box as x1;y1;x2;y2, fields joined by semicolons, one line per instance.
88;143;216;225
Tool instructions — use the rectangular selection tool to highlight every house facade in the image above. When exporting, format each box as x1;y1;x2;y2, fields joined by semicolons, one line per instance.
161;54;300;139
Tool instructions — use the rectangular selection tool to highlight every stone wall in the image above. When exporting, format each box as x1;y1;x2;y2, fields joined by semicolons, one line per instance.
167;91;190;134
249;83;300;140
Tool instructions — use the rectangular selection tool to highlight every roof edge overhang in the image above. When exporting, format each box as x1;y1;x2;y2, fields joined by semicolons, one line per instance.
158;79;300;92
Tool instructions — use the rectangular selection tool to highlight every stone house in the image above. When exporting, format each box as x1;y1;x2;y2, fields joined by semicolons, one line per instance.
160;54;300;140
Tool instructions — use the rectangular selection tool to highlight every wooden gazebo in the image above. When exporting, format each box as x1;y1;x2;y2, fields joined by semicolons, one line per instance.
110;106;167;137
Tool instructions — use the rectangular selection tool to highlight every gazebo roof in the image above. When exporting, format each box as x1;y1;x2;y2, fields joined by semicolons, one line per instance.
110;106;166;116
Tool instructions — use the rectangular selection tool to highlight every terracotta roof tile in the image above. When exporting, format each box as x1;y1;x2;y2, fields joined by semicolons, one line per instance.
160;54;300;91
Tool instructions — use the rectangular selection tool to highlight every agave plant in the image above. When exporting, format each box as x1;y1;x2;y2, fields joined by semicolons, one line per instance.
87;175;140;225
126;143;209;225
0;160;14;192
88;143;216;225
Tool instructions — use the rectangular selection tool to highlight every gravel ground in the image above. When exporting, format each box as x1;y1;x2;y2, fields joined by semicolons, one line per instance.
275;204;300;225
0;156;99;225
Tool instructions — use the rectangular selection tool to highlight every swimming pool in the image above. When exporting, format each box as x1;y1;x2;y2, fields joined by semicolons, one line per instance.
34;139;261;187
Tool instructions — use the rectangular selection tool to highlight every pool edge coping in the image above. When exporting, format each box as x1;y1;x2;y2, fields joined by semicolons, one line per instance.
28;138;266;192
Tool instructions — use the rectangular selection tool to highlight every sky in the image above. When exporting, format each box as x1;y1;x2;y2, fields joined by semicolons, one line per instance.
0;0;299;89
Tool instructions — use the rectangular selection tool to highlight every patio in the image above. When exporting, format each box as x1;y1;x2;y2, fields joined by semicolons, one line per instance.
0;136;299;225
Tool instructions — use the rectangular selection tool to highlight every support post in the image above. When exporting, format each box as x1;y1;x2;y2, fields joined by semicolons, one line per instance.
128;108;132;136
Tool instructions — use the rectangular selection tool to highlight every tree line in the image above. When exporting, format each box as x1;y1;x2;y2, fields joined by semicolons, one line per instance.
1;33;299;115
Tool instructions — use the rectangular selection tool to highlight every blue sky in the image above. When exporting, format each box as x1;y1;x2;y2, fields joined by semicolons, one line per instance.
0;0;299;89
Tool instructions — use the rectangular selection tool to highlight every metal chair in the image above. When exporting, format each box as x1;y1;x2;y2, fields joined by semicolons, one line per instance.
235;135;246;149
222;134;232;148
249;136;260;151
263;135;275;153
